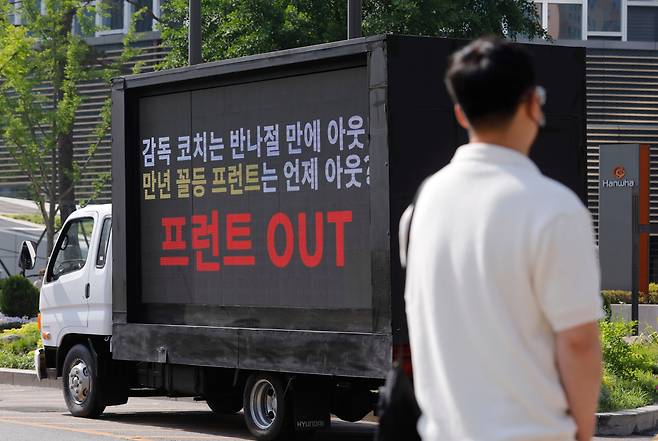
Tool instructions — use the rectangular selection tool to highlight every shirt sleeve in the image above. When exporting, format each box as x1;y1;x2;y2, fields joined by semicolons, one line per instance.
399;205;413;268
533;209;604;332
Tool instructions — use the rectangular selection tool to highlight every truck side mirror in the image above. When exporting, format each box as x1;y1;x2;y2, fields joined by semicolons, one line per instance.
18;240;37;271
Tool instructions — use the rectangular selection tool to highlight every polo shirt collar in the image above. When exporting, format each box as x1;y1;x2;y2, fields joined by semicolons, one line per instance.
451;143;539;173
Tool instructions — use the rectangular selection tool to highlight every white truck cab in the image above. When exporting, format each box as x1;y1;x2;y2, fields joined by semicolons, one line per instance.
39;204;113;347
22;204;114;413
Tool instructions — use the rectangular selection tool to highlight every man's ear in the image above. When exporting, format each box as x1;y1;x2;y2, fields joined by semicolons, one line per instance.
526;91;545;127
454;104;470;130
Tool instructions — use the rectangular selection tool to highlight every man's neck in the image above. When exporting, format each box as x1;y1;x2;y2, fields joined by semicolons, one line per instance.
468;132;530;156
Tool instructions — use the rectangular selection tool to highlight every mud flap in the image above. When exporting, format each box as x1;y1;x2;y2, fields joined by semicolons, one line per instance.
292;380;331;432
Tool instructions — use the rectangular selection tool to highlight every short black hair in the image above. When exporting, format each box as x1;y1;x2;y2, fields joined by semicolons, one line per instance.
445;37;536;129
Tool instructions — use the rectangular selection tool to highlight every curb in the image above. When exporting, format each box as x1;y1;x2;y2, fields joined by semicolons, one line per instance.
596;405;658;436
0;368;60;389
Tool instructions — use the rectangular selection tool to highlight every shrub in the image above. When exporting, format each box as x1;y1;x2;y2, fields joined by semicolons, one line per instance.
602;290;632;304
0;322;25;332
599;372;654;412
599;320;658;411
601;292;612;321
601;288;658;305
600;320;654;378
0;322;41;369
0;275;39;318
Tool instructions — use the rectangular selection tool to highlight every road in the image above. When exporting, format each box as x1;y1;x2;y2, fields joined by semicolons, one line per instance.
1;384;658;441
0;384;376;441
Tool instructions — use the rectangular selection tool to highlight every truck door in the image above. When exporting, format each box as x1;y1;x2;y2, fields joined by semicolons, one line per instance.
42;216;96;339
87;217;112;336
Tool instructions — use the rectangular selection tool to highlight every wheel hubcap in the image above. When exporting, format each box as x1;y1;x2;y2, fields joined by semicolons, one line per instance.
68;360;91;405
250;379;277;430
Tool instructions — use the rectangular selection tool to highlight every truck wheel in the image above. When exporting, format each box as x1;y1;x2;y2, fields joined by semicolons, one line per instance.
243;373;290;441
332;388;373;422
206;394;242;414
62;344;106;418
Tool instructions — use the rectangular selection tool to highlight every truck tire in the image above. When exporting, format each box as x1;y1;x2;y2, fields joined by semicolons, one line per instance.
243;373;290;441
62;344;106;418
332;388;373;422
206;394;242;414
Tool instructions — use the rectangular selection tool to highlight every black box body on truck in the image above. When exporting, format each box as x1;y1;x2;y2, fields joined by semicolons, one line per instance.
110;35;586;438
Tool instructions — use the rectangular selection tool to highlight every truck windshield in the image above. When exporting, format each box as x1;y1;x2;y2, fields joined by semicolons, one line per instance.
50;217;95;280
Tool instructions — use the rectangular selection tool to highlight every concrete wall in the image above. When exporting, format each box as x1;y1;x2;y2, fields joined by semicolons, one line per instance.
610;304;658;333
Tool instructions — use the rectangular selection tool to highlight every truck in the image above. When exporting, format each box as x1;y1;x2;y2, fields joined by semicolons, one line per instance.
20;35;587;441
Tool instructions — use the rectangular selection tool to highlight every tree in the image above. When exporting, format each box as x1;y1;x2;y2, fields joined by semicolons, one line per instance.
0;0;144;253
158;0;546;69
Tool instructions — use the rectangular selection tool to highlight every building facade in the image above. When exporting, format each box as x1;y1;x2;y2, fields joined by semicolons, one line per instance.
0;0;166;203
3;1;658;283
530;1;658;282
532;0;658;42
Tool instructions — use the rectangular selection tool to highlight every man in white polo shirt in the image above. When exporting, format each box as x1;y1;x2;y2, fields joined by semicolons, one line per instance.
401;38;603;441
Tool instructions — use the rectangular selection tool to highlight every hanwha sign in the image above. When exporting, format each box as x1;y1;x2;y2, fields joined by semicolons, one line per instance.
602;165;635;188
613;166;626;180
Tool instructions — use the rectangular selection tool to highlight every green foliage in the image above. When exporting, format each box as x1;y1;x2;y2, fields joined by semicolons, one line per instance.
0;322;41;369
599;371;656;412
0;275;39;318
599;320;658;411
602;290;632;304
600;321;653;378
601;291;612;321
158;0;547;69
601;286;658;305
3;213;61;229
0;0;144;253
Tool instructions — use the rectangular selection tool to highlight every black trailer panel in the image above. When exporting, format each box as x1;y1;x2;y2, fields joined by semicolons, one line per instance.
384;36;587;345
137;66;372;313
112;35;586;380
112;323;390;378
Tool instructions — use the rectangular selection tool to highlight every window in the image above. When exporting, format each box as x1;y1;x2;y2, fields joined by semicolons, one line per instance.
588;0;622;32
49;217;95;281
74;6;97;37
536;3;544;26
8;0;19;25
135;0;154;32
92;0;159;35
628;6;658;41
99;0;125;32
534;0;649;41
96;218;112;268
548;3;583;39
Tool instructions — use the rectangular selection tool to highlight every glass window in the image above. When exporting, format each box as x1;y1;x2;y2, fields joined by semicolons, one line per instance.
547;3;582;40
628;6;658;42
101;0;124;31
533;2;543;26
8;0;18;25
74;6;96;37
96;218;111;268
20;0;43;26
135;0;153;32
588;0;621;32
49;217;95;281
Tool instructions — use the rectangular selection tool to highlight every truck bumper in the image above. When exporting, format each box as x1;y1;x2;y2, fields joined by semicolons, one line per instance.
34;348;46;381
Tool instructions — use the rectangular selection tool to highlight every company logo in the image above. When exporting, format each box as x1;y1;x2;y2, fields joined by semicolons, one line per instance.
613;166;626;180
602;165;635;189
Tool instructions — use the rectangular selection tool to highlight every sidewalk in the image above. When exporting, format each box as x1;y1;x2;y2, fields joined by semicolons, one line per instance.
0;368;59;389
0;197;40;215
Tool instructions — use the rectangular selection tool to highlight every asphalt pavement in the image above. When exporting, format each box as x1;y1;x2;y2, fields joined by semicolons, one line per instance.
0;384;376;441
2;383;658;441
